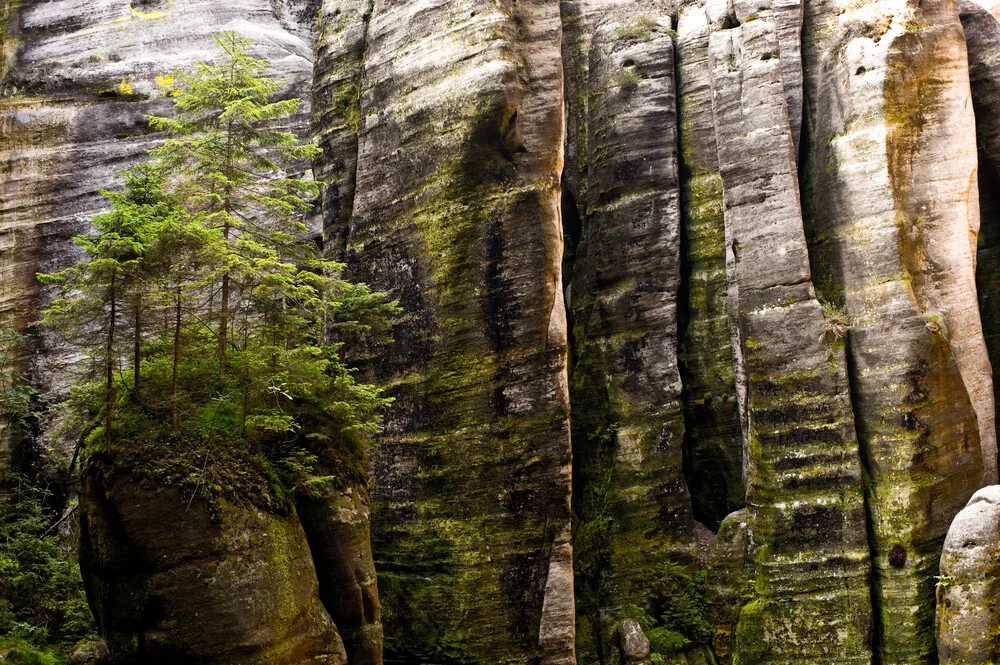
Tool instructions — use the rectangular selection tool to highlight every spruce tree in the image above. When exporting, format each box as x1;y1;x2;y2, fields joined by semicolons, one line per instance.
146;31;322;372
37;164;173;453
38;33;399;508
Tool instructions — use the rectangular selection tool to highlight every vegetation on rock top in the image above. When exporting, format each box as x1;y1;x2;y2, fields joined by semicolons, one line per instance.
37;32;399;511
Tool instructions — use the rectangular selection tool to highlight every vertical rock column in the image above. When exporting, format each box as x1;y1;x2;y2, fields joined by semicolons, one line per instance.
802;0;988;658
326;0;574;663
708;19;873;664
312;0;371;260
565;10;701;662
677;2;745;530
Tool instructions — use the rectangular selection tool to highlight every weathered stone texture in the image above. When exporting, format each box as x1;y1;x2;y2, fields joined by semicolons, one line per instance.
297;481;384;665
709;19;872;665
936;485;1000;665
80;469;347;665
326;0;574;662
802;0;989;658
677;2;745;531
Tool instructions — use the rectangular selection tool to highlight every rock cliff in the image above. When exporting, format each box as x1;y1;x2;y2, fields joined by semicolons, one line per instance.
4;0;1000;663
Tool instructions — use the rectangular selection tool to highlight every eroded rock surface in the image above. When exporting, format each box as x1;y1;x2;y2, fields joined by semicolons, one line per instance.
704;510;748;665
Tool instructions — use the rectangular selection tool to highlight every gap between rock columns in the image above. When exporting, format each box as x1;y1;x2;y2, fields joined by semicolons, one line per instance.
677;0;747;533
708;17;873;664
559;4;709;663
961;0;1000;485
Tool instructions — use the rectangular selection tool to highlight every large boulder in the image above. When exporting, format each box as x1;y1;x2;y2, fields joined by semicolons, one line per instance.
79;467;346;665
937;485;1000;664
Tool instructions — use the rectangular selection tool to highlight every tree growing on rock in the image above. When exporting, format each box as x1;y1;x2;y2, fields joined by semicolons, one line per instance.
38;32;399;508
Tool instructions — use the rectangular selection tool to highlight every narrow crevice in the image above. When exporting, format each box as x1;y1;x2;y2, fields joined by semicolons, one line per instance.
976;156;1000;479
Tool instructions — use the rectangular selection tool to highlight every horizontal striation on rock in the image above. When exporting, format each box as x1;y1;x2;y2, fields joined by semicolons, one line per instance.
709;19;872;664
801;0;989;658
324;0;574;662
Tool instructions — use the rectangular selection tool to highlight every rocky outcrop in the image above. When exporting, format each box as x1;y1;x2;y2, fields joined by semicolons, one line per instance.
8;0;1000;664
709;19;872;664
321;1;574;662
617;620;650;663
297;481;383;665
79;469;346;665
936;485;1000;664
677;2;745;531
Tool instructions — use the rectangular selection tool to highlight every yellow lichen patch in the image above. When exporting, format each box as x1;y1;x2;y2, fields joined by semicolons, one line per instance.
129;5;168;20
154;73;179;96
118;77;133;95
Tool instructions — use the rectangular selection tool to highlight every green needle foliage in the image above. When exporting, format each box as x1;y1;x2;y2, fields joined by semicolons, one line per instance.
38;32;399;510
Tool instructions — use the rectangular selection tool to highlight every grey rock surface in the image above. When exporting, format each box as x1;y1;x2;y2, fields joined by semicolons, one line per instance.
709;18;872;665
618;619;650;663
937;485;1000;665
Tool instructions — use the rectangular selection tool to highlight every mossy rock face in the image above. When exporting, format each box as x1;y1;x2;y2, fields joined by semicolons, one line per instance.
320;2;574;663
79;463;347;665
704;510;748;665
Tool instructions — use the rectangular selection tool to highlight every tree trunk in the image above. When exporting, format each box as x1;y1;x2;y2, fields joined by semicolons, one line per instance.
172;285;181;432
105;270;116;455
133;292;141;400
